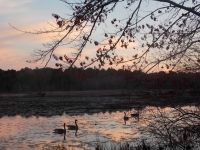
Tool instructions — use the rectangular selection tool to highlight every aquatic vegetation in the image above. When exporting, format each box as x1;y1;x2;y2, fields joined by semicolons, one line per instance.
148;107;200;150
97;141;152;150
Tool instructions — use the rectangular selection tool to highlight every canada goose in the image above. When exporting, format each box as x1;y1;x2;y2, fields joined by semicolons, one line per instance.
67;119;78;130
131;108;140;120
131;113;139;117
124;112;129;121
53;123;66;134
131;112;139;118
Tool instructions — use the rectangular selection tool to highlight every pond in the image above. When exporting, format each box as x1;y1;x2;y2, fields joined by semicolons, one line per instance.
0;106;152;150
0;106;200;150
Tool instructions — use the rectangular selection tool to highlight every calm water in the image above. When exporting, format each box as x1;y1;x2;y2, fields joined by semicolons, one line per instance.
0;106;197;150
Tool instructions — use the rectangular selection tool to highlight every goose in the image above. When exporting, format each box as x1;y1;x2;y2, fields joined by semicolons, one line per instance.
131;110;140;122
131;113;139;122
53;123;66;134
123;112;129;125
131;112;139;118
131;108;140;118
124;112;129;121
67;119;78;130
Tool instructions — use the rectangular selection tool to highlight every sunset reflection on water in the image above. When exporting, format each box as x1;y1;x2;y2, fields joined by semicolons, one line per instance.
0;106;195;150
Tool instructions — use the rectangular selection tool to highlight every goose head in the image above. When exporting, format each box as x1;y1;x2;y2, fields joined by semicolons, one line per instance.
75;120;78;130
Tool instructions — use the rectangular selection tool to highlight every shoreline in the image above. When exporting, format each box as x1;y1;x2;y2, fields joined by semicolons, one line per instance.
0;89;200;97
0;89;199;118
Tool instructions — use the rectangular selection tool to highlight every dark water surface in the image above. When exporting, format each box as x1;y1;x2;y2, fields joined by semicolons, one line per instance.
0;92;199;150
0;110;142;150
1;106;198;150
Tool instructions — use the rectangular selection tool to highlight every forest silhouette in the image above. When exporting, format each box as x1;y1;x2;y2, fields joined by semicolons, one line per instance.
0;67;200;92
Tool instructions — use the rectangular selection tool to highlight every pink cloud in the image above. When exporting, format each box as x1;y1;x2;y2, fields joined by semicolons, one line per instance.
0;46;49;70
0;0;32;15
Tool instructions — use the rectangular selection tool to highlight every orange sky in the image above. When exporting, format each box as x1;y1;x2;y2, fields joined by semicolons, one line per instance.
0;0;168;72
0;0;67;70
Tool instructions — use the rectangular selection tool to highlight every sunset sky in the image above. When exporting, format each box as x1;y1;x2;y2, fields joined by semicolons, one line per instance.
0;0;169;71
0;0;134;71
0;0;67;70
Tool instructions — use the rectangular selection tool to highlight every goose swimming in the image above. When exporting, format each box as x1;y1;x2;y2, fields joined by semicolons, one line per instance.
53;123;66;134
67;119;78;130
124;112;129;121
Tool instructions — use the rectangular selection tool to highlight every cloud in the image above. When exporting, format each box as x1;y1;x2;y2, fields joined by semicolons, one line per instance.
0;20;69;70
0;20;60;50
0;19;142;70
2;19;85;46
0;0;32;15
0;46;52;70
0;47;27;70
0;0;76;70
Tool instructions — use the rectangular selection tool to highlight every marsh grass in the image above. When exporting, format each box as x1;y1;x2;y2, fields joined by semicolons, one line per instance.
96;140;152;150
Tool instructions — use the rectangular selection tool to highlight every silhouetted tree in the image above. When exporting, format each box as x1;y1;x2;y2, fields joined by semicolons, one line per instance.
18;0;200;72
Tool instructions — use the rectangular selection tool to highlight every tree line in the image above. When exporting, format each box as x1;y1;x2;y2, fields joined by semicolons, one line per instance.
0;68;200;92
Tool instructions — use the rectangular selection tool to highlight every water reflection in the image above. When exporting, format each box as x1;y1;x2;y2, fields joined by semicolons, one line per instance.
0;106;199;150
